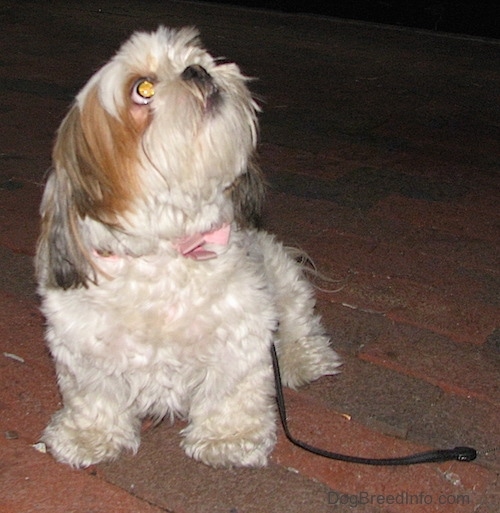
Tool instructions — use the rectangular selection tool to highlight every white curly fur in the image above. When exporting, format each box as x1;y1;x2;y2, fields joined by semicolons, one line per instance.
36;26;341;468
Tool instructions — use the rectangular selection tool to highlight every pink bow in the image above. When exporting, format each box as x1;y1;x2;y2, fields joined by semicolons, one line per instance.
174;223;231;260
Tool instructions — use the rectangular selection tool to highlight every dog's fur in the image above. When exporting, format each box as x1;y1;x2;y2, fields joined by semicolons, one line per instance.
36;26;341;468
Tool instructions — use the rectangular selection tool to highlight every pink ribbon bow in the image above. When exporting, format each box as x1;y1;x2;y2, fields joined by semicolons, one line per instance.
174;223;231;260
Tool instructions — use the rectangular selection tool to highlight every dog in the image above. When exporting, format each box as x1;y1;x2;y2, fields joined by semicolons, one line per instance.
36;26;341;468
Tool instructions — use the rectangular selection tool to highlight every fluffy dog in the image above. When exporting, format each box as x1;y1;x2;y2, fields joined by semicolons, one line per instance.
36;26;341;468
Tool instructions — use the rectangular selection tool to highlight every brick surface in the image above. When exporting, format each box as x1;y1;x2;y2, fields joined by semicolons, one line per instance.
0;441;164;513
272;390;499;513
358;325;499;404
100;422;384;513
308;302;500;468
1;0;499;512
305;360;495;460
264;191;499;344
264;187;499;273
0;181;42;256
0;245;37;299
322;269;497;345
373;195;500;244
0;292;55;442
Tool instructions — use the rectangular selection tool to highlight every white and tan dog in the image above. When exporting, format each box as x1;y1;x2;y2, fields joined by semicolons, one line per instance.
36;26;341;468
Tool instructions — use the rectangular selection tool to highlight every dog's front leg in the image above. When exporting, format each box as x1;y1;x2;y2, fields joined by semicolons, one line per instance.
181;361;276;468
42;362;141;467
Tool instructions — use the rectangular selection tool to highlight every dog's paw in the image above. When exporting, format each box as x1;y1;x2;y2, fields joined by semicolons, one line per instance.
278;335;342;389
181;415;276;468
42;409;140;467
181;431;274;468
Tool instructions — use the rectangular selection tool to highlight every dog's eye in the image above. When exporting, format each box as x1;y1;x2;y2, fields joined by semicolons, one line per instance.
131;78;155;105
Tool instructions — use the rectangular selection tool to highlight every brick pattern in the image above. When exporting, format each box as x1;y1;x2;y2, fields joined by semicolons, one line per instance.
0;1;498;512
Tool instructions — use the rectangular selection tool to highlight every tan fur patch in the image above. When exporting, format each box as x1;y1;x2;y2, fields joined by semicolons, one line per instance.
53;85;145;224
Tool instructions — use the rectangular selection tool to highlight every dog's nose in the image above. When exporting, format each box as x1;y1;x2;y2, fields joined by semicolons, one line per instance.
181;65;211;83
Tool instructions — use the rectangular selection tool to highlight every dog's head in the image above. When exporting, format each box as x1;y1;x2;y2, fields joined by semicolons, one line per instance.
37;27;265;289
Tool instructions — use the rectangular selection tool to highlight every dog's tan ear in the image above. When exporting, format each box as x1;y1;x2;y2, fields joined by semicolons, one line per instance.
37;100;108;289
230;158;267;229
36;103;96;289
36;162;96;290
56;86;142;223
36;86;145;289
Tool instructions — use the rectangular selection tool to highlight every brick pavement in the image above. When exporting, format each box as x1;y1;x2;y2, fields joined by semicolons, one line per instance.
0;1;499;511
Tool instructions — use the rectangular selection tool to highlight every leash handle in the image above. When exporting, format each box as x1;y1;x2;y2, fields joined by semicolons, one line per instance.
270;344;477;466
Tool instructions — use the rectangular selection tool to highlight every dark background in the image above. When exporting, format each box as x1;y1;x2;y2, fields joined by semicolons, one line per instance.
201;1;499;39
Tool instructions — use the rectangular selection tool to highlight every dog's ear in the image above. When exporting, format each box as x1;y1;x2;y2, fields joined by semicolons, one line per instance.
36;165;96;290
58;86;142;224
230;158;267;229
36;103;97;289
36;86;145;289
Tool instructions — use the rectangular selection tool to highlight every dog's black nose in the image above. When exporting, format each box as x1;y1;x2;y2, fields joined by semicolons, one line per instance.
181;65;211;83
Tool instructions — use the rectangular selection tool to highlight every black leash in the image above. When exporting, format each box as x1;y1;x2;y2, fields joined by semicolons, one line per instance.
270;344;477;466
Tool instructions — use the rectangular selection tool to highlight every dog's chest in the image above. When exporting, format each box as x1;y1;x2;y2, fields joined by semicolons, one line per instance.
85;238;267;351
